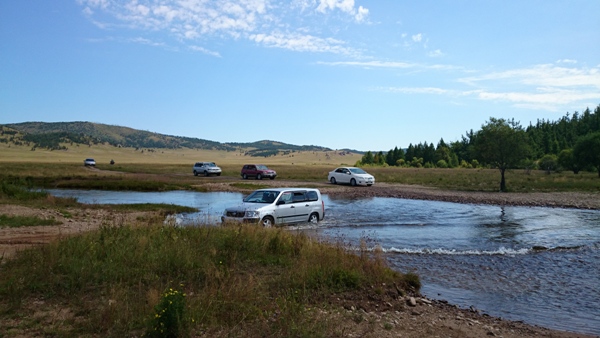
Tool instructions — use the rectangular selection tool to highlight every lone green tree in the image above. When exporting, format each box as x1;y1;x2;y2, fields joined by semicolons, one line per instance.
573;132;600;177
475;118;531;192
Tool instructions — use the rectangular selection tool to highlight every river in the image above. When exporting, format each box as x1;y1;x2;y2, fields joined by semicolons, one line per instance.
48;189;600;335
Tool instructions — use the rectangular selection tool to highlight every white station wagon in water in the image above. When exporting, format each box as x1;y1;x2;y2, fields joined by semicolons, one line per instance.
328;167;375;186
221;188;325;227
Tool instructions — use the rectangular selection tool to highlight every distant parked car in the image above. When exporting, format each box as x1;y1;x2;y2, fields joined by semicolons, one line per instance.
84;158;96;166
241;164;277;180
328;167;375;186
221;188;324;227
193;162;222;176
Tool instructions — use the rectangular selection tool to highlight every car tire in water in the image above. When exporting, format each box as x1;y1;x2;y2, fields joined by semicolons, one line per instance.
330;177;337;184
308;213;319;224
261;216;274;227
350;178;357;186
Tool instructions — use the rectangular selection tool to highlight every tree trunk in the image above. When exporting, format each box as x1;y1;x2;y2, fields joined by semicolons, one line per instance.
500;168;507;192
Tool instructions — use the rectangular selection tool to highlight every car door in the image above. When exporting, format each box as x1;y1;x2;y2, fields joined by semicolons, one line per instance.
337;168;351;184
248;165;257;177
290;191;310;223
273;191;296;224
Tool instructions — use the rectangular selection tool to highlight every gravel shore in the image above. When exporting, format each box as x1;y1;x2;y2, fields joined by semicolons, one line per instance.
205;180;600;210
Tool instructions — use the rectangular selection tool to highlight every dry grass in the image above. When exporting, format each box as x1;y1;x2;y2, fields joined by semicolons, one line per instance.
0;142;361;166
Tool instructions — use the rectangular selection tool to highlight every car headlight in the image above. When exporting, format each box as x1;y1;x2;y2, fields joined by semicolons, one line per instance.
245;211;260;218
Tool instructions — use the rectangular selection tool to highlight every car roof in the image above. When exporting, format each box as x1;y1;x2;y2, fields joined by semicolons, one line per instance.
254;187;319;193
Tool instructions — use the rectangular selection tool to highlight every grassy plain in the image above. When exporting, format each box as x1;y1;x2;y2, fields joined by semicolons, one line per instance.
1;143;598;336
1;142;599;192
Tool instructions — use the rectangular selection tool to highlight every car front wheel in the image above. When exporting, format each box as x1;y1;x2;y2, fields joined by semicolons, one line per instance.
243;173;248;179
257;173;262;180
330;177;337;184
261;216;274;227
308;213;319;224
350;178;357;186
193;171;198;176
204;171;209;177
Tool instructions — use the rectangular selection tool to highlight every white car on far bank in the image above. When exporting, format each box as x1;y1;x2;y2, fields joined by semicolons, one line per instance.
328;167;375;186
193;162;222;176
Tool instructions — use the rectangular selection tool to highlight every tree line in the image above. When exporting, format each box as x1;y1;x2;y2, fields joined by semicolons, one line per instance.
357;105;600;190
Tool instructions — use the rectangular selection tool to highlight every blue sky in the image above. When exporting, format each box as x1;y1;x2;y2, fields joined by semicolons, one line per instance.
1;1;599;151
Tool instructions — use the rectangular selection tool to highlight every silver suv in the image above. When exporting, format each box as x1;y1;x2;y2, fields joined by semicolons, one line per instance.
221;188;325;227
193;162;222;176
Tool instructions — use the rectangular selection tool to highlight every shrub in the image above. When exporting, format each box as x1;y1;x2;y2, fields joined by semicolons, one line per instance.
147;287;188;338
538;154;558;173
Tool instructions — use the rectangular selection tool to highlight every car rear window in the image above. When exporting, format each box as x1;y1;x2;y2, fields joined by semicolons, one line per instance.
292;192;306;202
306;191;319;201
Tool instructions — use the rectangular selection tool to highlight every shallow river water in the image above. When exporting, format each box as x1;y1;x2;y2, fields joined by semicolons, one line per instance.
49;189;600;335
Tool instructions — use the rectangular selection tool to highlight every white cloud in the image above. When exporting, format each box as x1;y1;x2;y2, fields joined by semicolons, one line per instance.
316;0;356;14
459;64;600;89
379;62;600;111
428;49;444;58
557;59;577;64
381;87;451;95
318;60;460;71
411;33;422;42
77;0;368;54
319;60;417;68
189;45;222;58
355;6;368;22
250;32;353;54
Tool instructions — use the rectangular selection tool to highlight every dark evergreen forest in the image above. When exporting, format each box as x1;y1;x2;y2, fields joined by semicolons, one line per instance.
360;105;600;174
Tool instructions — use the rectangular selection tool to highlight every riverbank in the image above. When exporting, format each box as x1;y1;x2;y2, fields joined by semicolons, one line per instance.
204;180;600;210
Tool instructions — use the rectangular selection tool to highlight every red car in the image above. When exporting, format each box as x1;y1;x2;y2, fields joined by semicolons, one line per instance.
241;164;277;180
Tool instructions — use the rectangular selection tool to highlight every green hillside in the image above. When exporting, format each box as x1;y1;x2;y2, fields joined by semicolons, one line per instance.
1;122;335;155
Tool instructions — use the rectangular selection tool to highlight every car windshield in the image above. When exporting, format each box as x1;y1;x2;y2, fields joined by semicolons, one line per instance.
243;190;280;203
349;168;367;174
256;165;269;170
86;159;94;162
207;162;217;167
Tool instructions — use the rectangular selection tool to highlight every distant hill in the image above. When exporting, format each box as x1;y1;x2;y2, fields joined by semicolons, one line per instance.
1;122;342;156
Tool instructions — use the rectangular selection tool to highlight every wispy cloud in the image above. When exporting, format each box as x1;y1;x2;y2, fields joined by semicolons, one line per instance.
379;62;600;111
189;45;222;58
77;0;369;54
317;60;460;71
315;0;369;22
428;49;444;58
250;32;354;54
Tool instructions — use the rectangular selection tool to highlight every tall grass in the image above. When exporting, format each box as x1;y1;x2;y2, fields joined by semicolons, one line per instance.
0;221;417;337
